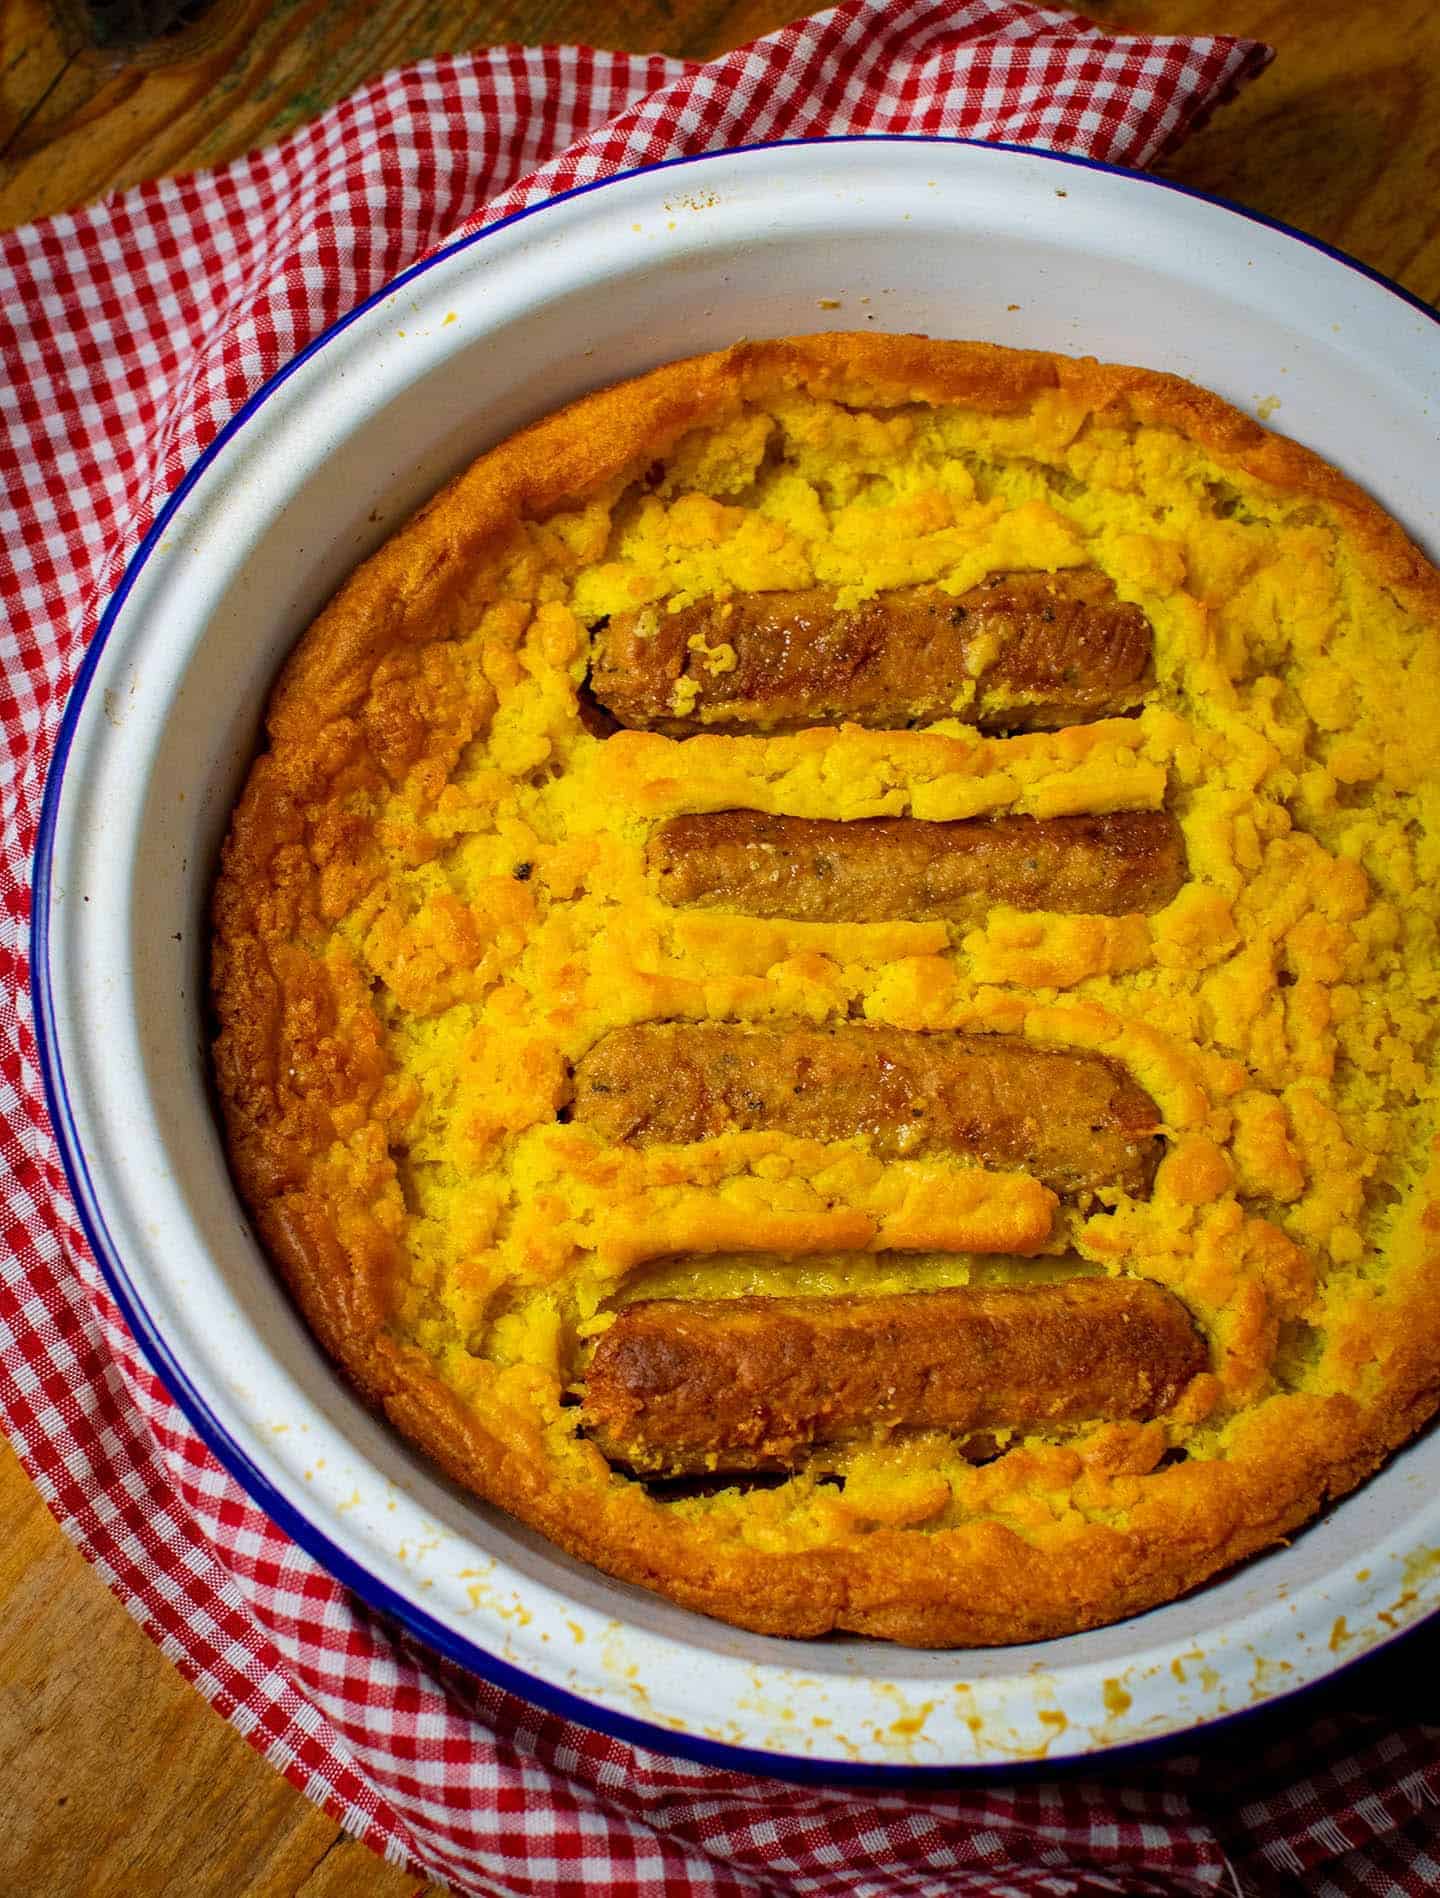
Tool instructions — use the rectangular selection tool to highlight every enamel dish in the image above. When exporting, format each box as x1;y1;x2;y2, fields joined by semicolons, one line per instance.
34;137;1440;1774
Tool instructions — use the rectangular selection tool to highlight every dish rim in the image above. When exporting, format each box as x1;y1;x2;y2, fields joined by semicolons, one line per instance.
29;132;1440;1784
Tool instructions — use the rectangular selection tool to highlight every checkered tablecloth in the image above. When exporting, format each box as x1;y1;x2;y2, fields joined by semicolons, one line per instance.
7;2;1440;1891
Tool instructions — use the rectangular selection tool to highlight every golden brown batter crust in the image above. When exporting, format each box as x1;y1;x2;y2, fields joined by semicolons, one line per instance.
211;333;1440;1647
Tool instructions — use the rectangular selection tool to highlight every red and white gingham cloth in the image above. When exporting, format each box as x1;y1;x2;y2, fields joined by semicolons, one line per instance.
6;3;1440;1892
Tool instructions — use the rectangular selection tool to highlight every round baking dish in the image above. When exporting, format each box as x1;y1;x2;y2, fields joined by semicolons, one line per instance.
34;137;1440;1775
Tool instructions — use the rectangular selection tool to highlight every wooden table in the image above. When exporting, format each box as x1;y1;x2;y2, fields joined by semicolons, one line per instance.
1;3;1436;1892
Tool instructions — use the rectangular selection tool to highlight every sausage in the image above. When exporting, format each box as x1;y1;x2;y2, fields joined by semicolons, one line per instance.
649;809;1186;922
587;570;1152;735
570;1023;1161;1197
581;1278;1207;1476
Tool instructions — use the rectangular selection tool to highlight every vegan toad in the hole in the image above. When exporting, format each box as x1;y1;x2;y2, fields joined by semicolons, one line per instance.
211;335;1440;1645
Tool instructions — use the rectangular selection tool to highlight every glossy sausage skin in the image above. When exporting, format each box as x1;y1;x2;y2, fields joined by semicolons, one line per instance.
649;809;1186;922
570;1023;1162;1198
582;1278;1207;1476
588;570;1153;735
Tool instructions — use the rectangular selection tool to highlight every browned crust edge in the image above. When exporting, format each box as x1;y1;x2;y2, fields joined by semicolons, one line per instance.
259;334;1440;748
212;333;1440;1646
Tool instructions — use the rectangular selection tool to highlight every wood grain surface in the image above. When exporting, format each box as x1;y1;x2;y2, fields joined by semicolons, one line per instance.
1;1;1437;1892
0;1439;442;1896
0;0;1435;298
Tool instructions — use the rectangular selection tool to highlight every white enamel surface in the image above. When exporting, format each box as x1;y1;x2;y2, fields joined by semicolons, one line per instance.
41;140;1440;1770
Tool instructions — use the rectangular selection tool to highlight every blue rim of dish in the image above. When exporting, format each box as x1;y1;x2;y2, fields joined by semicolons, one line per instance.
28;134;1440;1788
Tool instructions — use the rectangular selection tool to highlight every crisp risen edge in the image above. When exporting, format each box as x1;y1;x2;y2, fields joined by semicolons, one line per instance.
211;335;1440;1646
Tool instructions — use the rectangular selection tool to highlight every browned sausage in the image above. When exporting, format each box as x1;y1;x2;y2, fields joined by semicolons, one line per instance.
587;570;1152;734
570;1023;1161;1197
581;1278;1206;1476
649;810;1186;922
